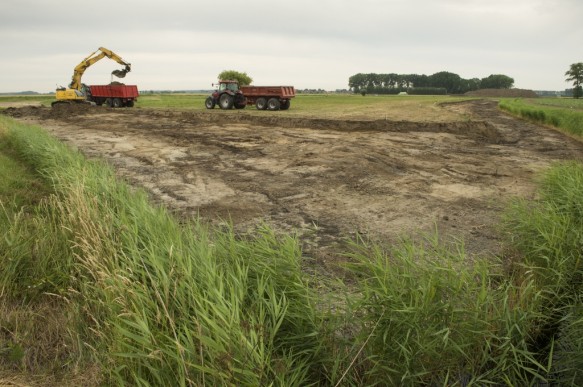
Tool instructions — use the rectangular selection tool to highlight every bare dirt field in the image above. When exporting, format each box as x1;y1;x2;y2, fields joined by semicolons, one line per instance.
4;100;583;274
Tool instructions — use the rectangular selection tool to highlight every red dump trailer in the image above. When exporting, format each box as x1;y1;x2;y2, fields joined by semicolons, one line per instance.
240;85;295;110
205;80;295;111
88;84;139;108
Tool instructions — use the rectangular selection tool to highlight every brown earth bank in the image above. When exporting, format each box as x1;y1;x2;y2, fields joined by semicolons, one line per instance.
3;100;583;275
464;88;539;98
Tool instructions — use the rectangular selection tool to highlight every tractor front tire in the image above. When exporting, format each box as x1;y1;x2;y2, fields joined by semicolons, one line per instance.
205;97;216;109
280;100;291;110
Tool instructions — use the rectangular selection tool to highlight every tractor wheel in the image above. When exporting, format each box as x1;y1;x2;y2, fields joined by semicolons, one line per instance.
205;96;216;109
234;95;246;109
255;97;267;110
280;100;291;110
267;98;281;111
219;94;234;109
112;98;122;108
105;98;113;107
126;100;135;108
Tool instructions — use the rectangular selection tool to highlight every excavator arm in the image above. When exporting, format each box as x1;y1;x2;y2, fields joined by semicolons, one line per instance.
54;47;133;106
69;47;131;90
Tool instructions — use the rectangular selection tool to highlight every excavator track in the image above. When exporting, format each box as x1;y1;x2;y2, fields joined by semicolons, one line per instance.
51;100;96;108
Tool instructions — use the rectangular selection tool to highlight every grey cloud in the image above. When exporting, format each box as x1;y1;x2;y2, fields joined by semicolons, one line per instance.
0;0;581;92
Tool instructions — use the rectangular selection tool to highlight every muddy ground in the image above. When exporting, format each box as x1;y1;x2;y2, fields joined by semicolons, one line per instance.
4;101;583;274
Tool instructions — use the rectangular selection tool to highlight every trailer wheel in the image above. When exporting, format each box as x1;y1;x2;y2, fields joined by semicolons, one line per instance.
280;100;291;110
105;98;112;107
219;94;234;109
112;98;122;108
256;97;267;110
126;100;135;108
267;98;281;111
205;97;216;109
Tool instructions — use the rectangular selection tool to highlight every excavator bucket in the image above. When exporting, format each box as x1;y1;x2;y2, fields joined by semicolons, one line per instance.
112;69;128;78
111;64;131;78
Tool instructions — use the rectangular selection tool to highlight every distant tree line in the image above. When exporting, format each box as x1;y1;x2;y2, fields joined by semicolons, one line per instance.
297;88;328;94
348;72;514;95
0;91;41;96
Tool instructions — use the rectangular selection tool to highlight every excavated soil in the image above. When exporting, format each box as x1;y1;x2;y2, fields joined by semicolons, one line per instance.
4;101;583;274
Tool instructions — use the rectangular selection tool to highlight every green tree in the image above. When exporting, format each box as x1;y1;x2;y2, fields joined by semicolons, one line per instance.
349;73;367;92
480;74;514;89
407;74;430;88
218;70;253;86
565;62;583;99
465;78;481;92
429;71;463;94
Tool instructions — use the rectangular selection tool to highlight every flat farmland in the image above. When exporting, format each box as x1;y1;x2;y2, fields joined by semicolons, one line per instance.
4;96;583;273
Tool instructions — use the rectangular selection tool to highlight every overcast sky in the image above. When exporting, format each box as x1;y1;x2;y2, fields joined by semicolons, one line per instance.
1;0;581;93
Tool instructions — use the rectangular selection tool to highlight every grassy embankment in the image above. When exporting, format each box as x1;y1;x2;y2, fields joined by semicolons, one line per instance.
500;97;583;137
0;97;582;385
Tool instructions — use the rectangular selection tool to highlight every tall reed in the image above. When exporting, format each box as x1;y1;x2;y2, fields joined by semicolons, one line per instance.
502;161;583;383
342;234;549;385
2;117;325;386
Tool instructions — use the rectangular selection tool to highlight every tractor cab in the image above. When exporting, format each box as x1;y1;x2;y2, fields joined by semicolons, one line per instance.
206;80;246;110
218;80;240;92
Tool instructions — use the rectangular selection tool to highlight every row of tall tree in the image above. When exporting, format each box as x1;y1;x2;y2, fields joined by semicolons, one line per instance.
348;72;514;95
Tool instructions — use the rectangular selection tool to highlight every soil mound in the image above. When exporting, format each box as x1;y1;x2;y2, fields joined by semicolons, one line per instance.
2;104;97;120
465;89;538;98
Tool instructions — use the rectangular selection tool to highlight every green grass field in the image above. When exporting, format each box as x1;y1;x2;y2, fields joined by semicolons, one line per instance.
0;93;471;121
0;95;54;107
137;93;471;121
526;97;583;110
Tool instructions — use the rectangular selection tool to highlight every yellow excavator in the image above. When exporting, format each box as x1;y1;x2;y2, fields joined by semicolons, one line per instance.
53;47;131;106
